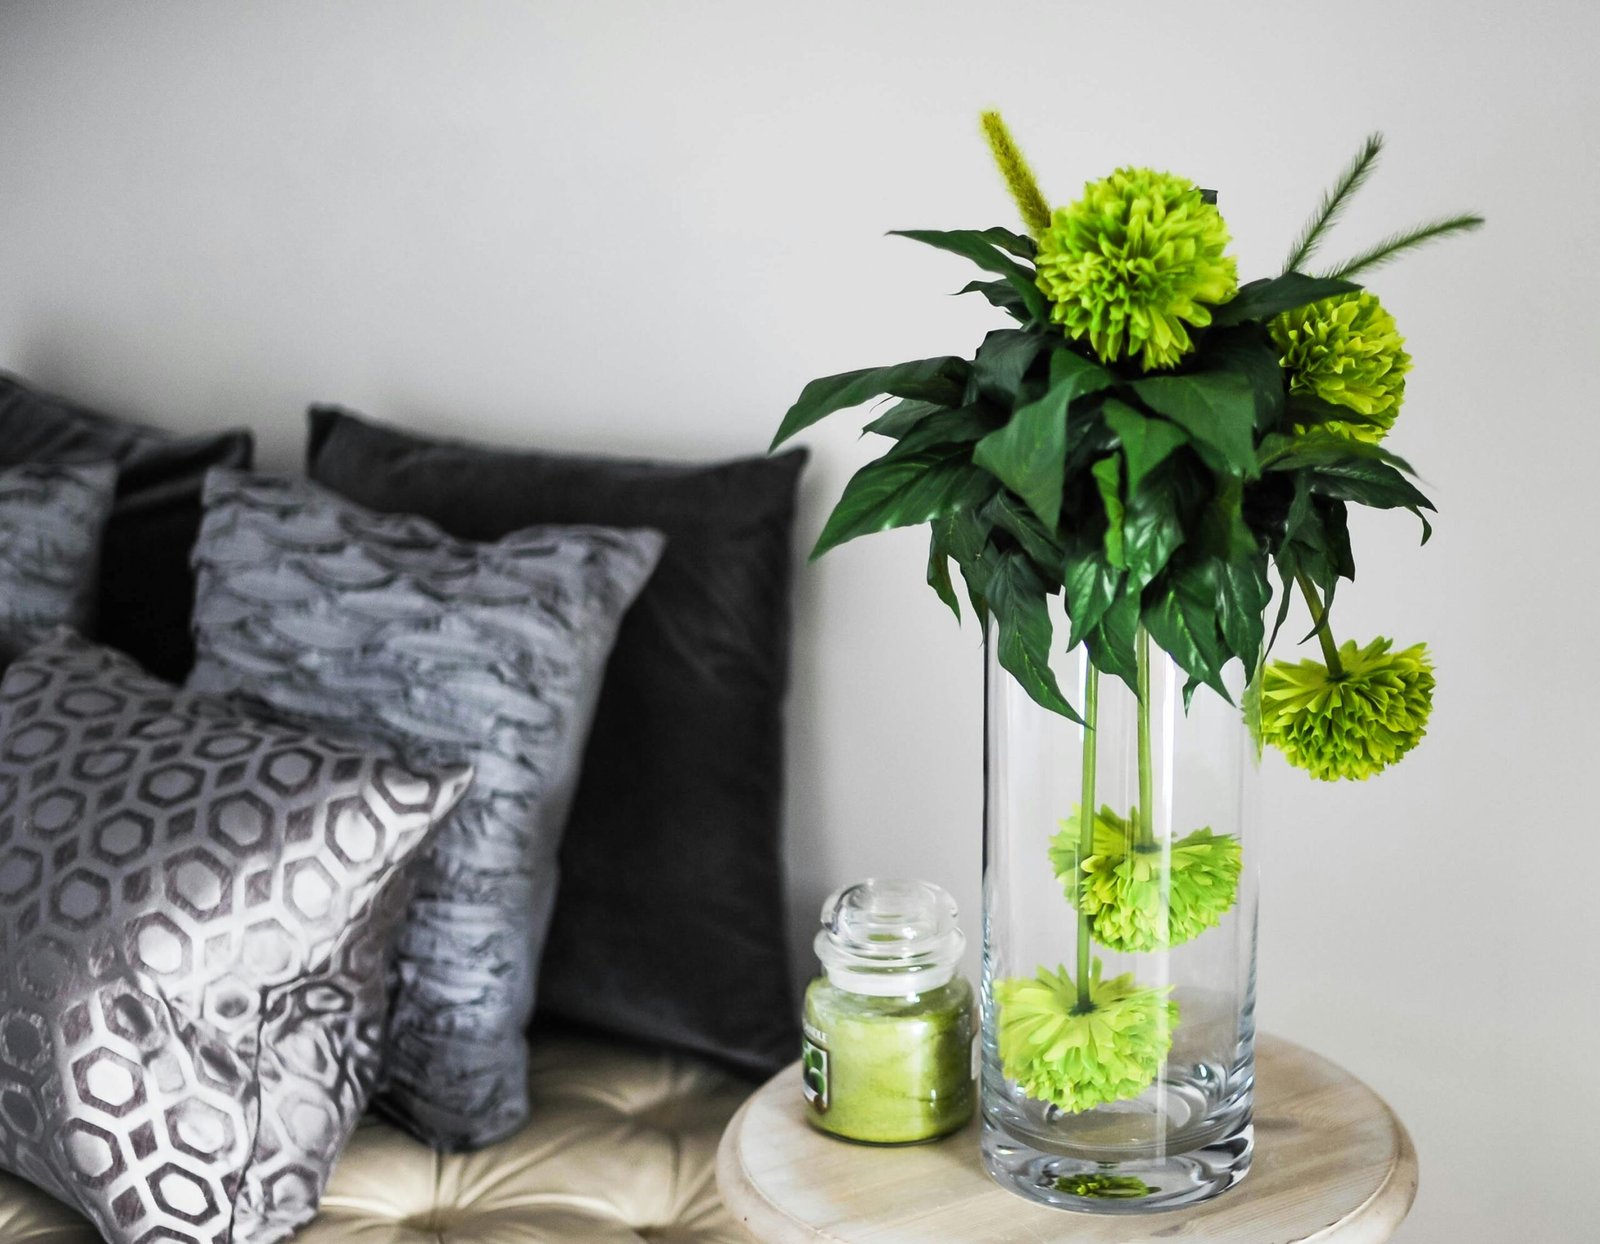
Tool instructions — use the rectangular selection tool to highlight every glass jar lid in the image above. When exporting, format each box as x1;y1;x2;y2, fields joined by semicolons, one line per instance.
814;878;965;997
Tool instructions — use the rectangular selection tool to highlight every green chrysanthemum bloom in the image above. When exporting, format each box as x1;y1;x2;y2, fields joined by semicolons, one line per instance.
995;961;1177;1113
1259;637;1435;780
1048;806;1242;952
1271;291;1412;442
1034;167;1238;371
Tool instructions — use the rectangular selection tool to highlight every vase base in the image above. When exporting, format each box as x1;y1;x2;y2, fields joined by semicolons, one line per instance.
980;1113;1253;1213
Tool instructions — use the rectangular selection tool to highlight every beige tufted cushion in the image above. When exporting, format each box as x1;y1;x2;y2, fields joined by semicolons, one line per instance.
0;1034;753;1243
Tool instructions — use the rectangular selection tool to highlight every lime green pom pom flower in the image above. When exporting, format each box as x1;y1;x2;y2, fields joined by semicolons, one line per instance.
1271;291;1412;442
1034;168;1238;371
1048;806;1242;952
1259;637;1435;780
995;961;1177;1113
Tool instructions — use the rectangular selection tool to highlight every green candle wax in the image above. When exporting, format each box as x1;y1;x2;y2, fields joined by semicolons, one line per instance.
801;975;975;1144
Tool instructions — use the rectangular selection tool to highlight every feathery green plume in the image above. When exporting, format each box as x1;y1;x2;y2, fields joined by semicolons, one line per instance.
1034;168;1238;371
980;110;1052;239
995;961;1176;1113
1323;213;1485;280
1049;806;1243;952
1259;637;1435;780
1283;133;1384;274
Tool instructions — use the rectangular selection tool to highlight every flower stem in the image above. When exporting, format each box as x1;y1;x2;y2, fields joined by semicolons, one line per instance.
1294;571;1345;678
1075;664;1099;1012
1135;626;1156;850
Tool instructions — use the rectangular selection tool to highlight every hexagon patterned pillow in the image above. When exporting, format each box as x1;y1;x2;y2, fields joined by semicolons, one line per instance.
0;633;472;1244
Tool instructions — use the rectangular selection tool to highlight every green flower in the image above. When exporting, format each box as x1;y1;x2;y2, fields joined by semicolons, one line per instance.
995;961;1177;1113
1034;167;1237;371
1049;806;1242;952
1053;1173;1156;1199
1259;637;1435;780
1271;291;1412;442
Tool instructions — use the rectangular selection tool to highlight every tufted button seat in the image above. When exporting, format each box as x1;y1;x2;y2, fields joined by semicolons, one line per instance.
0;1033;754;1243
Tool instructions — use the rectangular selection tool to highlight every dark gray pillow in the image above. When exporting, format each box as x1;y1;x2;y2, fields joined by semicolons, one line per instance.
0;371;254;682
0;633;472;1244
0;463;116;665
186;470;664;1150
306;405;806;1079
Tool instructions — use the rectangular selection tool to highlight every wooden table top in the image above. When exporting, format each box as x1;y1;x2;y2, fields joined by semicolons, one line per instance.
716;1033;1416;1243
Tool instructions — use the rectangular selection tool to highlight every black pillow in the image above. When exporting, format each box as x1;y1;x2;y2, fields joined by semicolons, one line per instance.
0;371;253;682
307;404;805;1077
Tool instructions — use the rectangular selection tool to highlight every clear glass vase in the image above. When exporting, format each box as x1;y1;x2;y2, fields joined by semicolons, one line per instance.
980;624;1258;1212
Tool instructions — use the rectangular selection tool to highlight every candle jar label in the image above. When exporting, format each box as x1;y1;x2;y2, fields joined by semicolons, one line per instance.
802;1025;831;1113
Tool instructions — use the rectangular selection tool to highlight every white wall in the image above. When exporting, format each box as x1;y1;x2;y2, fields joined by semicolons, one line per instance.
1;3;1595;1240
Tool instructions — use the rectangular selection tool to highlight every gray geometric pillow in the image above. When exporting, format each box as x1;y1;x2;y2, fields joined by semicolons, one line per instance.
0;633;472;1244
187;470;663;1150
0;463;116;664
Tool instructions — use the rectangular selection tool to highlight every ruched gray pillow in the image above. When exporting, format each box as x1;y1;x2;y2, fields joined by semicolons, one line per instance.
0;462;116;665
0;633;472;1244
187;470;664;1150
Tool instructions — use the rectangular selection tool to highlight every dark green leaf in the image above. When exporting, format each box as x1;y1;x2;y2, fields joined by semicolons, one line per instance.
889;229;1049;324
1194;477;1257;561
1280;475;1345;604
1131;371;1259;478
1265;556;1297;652
1091;456;1126;569
811;451;993;559
972;329;1047;407
1304;460;1435;540
927;526;960;619
934;508;995;625
973;226;1038;260
883;405;999;459
1061;535;1121;648
986;554;1083;723
1143;566;1231;701
1102;398;1189;490
889;364;972;407
983;492;1064;576
972;350;1113;529
1200;326;1288;431
1208;272;1361;328
955;279;1028;324
1261;427;1419;477
1084;588;1140;691
863;398;947;440
1121;457;1203;590
773;357;967;449
1279;393;1389;437
1211;553;1271;671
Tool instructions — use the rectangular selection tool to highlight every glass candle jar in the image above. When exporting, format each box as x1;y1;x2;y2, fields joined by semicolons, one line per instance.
801;878;975;1144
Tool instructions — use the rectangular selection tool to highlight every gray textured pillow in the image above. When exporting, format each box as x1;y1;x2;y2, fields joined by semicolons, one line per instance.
187;470;664;1150
0;462;116;663
0;633;472;1244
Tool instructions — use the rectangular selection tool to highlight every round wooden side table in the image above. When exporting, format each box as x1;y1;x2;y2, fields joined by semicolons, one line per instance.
716;1033;1416;1243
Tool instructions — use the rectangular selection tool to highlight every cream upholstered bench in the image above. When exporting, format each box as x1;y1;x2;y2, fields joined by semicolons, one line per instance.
0;1034;752;1244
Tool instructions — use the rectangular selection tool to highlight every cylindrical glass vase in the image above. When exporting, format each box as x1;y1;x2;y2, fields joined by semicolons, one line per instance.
980;626;1258;1212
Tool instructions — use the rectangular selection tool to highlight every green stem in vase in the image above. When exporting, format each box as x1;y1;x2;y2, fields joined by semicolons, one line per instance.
1135;626;1156;850
1294;571;1345;678
1074;663;1099;1013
